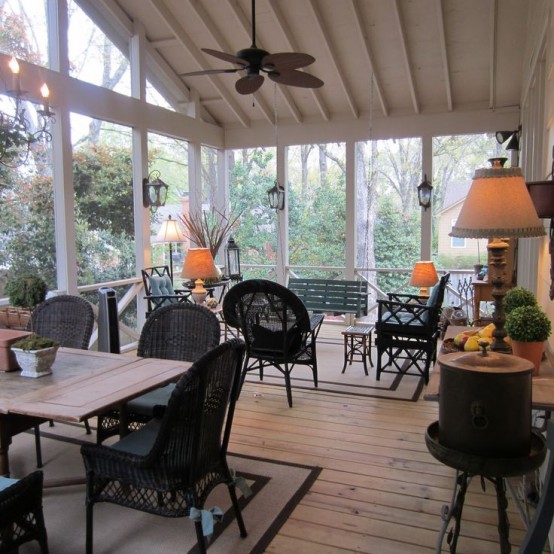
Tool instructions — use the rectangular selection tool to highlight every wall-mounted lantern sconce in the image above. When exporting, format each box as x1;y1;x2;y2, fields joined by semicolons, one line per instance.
417;174;433;210
267;181;285;210
143;170;169;212
496;127;521;166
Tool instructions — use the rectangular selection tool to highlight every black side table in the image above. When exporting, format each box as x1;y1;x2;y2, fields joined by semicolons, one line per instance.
425;421;546;553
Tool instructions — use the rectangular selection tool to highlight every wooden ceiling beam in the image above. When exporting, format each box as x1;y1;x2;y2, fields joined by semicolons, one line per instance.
266;0;328;122
435;0;453;111
392;0;420;114
307;0;359;120
350;0;389;117
149;0;251;128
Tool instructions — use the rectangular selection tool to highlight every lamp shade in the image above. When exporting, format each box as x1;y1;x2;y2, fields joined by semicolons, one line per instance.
450;161;545;239
409;261;439;288
156;215;185;243
180;248;219;280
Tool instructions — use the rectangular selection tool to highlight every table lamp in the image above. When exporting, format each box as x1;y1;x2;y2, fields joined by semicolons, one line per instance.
409;261;439;297
450;158;545;352
180;248;219;304
156;215;185;282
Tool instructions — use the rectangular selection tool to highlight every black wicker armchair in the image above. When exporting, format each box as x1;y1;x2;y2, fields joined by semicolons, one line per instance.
142;265;191;316
223;279;324;407
375;273;450;384
81;339;247;554
29;294;95;466
96;302;221;443
0;470;48;553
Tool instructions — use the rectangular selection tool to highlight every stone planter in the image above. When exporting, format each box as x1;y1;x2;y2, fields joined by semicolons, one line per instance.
511;340;545;376
12;345;59;378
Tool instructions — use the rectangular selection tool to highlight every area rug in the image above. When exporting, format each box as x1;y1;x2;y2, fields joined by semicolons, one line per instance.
12;424;320;554
243;337;425;402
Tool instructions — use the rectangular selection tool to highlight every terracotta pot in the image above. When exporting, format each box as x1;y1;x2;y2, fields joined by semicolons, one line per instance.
511;340;544;376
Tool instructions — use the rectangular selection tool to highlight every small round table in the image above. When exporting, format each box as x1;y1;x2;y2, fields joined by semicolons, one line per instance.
425;421;546;553
341;325;374;375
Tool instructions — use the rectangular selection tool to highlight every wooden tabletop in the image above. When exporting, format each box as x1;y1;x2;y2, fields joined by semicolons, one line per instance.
0;347;192;422
425;326;554;411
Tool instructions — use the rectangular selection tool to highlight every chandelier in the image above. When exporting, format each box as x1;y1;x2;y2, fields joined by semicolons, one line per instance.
0;57;55;168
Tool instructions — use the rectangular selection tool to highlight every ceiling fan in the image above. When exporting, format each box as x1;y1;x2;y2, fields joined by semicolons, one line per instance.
181;0;324;95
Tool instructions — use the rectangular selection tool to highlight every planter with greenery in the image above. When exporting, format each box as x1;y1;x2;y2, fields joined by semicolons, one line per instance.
5;275;59;377
504;286;537;315
505;304;552;375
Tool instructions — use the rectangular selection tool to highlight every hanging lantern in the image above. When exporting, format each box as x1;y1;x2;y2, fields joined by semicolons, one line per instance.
417;174;433;210
143;170;169;212
224;236;242;281
267;181;285;210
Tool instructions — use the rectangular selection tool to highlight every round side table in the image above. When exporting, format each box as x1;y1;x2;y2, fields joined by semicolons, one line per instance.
425;421;546;553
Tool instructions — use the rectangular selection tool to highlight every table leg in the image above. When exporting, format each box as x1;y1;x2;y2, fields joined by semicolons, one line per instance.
493;477;512;554
341;334;349;373
361;336;369;376
368;331;374;367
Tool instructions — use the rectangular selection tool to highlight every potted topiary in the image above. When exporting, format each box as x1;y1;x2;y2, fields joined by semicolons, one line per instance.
504;286;537;314
505;304;552;376
5;275;59;378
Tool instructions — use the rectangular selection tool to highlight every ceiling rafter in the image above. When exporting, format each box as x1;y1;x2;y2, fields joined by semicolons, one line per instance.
489;0;498;109
88;0;199;113
435;0;453;111
149;0;252;128
392;0;419;114
307;0;359;120
349;0;389;117
221;0;291;124
266;0;329;122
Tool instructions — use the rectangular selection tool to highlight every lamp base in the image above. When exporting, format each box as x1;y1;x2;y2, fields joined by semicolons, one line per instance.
191;279;208;305
418;287;430;298
488;239;512;353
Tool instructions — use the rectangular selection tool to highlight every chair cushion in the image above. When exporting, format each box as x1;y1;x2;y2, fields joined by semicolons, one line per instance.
426;281;441;309
126;384;175;417
252;323;302;355
149;275;176;307
0;476;18;491
112;417;162;456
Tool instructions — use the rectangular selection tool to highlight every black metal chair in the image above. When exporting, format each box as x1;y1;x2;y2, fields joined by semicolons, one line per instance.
96;302;221;443
223;279;324;407
375;273;450;384
142;265;191;316
28;295;95;466
0;470;49;553
81;339;247;554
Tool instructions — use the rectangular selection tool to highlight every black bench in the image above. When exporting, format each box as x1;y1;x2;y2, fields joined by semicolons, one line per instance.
288;278;369;318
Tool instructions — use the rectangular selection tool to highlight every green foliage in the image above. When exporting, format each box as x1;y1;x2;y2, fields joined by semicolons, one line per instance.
12;333;58;351
5;275;47;309
506;305;552;342
504;287;537;314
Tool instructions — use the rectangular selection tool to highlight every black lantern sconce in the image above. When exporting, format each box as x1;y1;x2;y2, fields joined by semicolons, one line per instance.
143;170;169;212
267;181;285;210
224;236;242;282
496;126;521;166
417;174;433;210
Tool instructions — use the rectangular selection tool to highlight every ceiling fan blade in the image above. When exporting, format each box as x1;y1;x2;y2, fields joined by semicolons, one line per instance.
181;68;240;77
262;52;315;71
202;48;249;67
268;70;324;89
235;75;264;95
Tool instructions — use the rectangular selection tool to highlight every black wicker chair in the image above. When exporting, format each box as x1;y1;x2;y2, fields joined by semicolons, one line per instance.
375;273;450;384
142;265;191;316
81;339;247;554
0;470;49;553
96;303;221;443
223;279;324;407
28;295;95;466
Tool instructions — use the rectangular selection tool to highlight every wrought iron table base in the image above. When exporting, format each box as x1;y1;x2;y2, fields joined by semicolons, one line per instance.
438;471;511;553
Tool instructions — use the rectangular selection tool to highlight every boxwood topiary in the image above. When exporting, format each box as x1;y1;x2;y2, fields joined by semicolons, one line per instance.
505;305;552;342
5;275;47;310
504;286;537;315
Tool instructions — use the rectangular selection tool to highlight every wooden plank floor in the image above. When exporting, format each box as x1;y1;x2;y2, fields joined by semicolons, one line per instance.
228;323;536;553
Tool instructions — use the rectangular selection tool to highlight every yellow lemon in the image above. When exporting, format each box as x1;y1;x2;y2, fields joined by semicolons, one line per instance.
464;335;480;351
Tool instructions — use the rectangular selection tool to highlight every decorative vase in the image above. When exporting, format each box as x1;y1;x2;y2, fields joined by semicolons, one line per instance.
12;345;59;378
511;340;544;376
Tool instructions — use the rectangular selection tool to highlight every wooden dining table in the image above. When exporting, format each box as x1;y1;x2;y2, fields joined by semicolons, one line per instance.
0;347;192;476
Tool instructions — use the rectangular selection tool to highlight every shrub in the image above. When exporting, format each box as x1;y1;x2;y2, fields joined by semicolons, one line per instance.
504;287;537;315
5;275;47;310
505;305;552;342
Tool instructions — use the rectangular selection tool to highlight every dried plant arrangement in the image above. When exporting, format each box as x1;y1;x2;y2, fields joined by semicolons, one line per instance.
179;207;242;258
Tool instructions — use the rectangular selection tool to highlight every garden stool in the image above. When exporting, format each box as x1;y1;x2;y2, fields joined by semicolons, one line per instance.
341;325;374;375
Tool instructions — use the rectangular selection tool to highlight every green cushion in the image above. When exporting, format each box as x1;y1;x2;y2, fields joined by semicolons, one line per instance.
149;275;176;306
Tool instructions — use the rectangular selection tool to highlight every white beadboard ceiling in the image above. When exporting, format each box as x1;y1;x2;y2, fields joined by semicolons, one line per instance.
89;0;530;131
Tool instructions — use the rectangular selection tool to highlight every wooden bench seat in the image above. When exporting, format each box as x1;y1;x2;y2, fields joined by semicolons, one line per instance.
288;278;369;318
